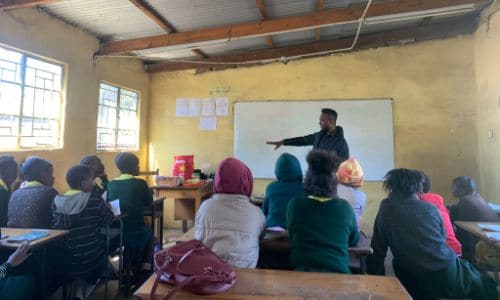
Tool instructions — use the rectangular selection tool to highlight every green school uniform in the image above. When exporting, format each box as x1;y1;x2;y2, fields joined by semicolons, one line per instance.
287;195;359;273
107;175;153;249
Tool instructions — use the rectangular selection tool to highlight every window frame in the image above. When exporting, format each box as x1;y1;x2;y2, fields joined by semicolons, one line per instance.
97;81;140;152
0;43;65;151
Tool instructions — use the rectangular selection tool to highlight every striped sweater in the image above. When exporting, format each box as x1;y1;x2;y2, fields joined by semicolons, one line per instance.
52;191;114;279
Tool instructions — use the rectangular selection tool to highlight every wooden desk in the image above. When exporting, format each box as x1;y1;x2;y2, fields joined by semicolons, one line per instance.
0;228;69;299
152;181;213;232
135;268;411;299
175;228;373;273
0;228;68;249
455;221;500;251
144;197;166;247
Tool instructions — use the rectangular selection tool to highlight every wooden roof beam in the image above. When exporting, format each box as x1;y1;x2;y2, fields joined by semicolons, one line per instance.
256;0;274;48
128;0;207;58
100;0;487;55
0;0;59;10
146;15;479;73
315;0;325;41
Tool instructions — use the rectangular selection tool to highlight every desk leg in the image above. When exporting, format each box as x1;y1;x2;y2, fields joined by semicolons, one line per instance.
41;246;47;300
119;219;124;289
359;254;366;274
182;220;188;233
160;202;164;248
104;226;110;300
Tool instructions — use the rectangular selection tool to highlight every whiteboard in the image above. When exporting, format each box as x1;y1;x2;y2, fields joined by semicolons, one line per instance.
234;100;394;181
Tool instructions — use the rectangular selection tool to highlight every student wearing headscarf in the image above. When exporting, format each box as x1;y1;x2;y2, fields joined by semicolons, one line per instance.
262;153;303;229
80;155;108;196
194;158;265;268
336;158;366;228
0;156;18;227
8;157;57;228
287;150;359;274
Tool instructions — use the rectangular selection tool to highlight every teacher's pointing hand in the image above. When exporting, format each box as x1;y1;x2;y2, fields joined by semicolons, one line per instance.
266;140;283;150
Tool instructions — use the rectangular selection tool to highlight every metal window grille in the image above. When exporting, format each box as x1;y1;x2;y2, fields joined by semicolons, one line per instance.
97;82;139;151
0;45;63;150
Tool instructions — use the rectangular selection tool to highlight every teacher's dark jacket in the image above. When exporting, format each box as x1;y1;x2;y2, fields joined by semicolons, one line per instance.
282;126;349;160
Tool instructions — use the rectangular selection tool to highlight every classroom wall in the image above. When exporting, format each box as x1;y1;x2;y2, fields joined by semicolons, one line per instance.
0;8;150;191
149;37;479;231
474;8;500;202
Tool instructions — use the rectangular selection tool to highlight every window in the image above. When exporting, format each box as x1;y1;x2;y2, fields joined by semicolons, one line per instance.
97;82;139;151
0;45;64;150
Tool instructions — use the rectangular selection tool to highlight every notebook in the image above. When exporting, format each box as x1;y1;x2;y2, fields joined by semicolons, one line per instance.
486;232;500;242
7;230;49;243
109;199;121;216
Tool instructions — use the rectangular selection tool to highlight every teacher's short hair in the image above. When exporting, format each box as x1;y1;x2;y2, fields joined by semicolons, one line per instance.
321;108;337;119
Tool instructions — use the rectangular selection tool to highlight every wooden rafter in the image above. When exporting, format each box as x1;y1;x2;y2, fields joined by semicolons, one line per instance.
256;0;274;48
146;16;479;73
101;0;486;55
315;0;325;41
0;0;59;10
128;0;207;58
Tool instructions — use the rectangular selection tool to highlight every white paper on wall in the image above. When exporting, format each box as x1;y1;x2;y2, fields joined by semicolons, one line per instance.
199;116;217;131
188;99;201;116
176;98;188;116
202;98;216;116
215;97;229;116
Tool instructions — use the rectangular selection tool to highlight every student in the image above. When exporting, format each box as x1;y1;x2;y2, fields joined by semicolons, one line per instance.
195;158;265;268
418;172;462;256
367;169;496;300
287;150;358;273
8;157;57;228
262;153;303;229
336;158;366;228
0;242;36;300
80;155;108;196
0;156;18;227
107;153;153;272
447;176;499;262
52;165;114;288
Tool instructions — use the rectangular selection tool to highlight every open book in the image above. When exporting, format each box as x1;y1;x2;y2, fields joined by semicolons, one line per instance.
109;199;121;216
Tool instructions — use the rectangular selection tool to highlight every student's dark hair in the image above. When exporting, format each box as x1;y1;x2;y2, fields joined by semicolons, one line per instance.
115;152;139;174
0;156;18;176
383;168;422;197
304;150;340;197
80;155;101;167
452;176;476;197
321;108;337;120
66;165;93;190
20;156;53;182
420;171;431;193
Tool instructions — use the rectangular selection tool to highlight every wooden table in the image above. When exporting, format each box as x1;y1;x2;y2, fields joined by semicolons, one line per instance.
455;221;500;252
0;228;69;299
176;228;373;273
144;196;166;247
0;227;68;249
135;268;411;299
152;181;213;232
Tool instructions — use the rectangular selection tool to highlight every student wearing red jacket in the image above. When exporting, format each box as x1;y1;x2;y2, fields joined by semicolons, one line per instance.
419;172;462;256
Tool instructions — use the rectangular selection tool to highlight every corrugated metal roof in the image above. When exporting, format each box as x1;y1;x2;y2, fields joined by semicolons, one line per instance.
265;0;316;18
272;30;316;47
42;0;165;41
145;0;261;32
199;37;269;56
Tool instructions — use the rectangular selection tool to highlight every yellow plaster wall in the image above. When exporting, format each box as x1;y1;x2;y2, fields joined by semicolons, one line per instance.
474;8;500;202
149;37;479;231
0;9;150;191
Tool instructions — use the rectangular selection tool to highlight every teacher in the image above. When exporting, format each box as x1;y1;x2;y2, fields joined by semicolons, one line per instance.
266;108;349;161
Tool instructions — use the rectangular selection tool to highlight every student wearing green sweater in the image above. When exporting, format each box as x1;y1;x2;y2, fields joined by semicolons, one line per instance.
287;150;359;273
107;153;153;273
0;156;18;227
